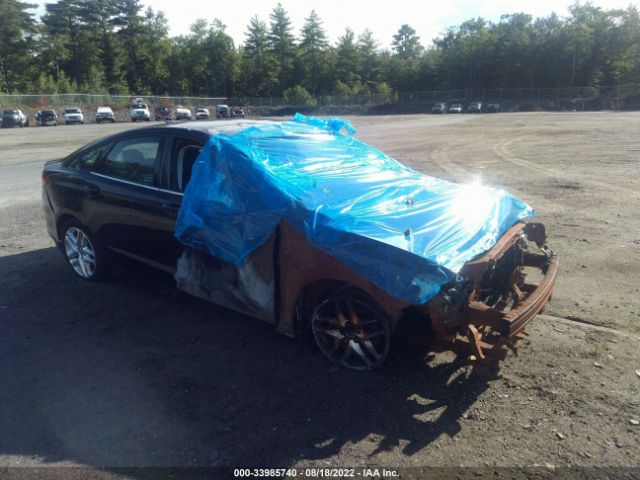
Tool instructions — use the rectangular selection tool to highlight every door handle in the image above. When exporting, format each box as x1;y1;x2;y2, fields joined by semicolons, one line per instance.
84;184;100;197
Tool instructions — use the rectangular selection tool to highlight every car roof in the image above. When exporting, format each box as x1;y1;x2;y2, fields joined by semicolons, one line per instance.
160;119;270;135
84;120;271;146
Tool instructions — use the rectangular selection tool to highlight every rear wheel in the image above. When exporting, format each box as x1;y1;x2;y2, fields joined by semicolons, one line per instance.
61;219;108;281
311;287;391;370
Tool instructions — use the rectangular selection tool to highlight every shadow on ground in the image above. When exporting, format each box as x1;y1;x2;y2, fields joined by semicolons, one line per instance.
0;248;498;471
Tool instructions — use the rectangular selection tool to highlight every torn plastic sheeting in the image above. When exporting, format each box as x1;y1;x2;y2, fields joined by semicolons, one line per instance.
175;114;535;305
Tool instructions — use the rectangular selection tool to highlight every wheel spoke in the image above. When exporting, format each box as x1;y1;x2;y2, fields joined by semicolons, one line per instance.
316;315;338;327
340;340;354;362
362;328;386;339
351;342;373;368
319;328;345;340
334;300;348;327
362;339;383;361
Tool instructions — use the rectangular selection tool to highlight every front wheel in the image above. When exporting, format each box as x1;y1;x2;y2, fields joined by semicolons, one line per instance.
61;219;108;281
311;287;391;370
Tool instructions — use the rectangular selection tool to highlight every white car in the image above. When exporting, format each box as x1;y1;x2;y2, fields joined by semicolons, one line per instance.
176;107;193;120
130;102;151;122
195;108;210;120
63;107;84;125
96;106;116;123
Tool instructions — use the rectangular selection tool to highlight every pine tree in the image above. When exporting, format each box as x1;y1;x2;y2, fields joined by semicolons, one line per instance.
299;10;329;93
0;0;37;92
269;3;295;93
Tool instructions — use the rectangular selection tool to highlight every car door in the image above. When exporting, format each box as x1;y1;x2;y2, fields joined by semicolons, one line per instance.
154;133;206;268
87;134;170;266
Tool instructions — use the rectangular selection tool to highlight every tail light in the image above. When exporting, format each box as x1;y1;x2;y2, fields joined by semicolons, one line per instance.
42;172;48;187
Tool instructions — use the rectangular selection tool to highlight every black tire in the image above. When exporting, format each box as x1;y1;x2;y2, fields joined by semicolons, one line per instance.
310;286;391;371
59;219;109;282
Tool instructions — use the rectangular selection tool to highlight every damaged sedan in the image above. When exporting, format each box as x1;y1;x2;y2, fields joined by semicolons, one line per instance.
42;115;557;370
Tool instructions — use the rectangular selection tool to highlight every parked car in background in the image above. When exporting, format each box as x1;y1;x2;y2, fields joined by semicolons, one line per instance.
155;107;172;121
486;102;501;113
41;117;556;370
468;101;482;113
1;109;28;128
130;102;151;122
216;104;231;119
96;106;116;123
63;107;84;125
447;103;463;113
195;108;210;120
36;110;58;126
176;107;192;120
431;103;446;114
231;107;245;118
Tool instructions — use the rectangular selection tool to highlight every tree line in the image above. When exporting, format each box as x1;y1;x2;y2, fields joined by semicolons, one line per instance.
1;0;639;101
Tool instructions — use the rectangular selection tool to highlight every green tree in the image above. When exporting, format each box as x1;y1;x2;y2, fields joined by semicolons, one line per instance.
0;0;37;92
299;9;329;93
269;3;295;93
335;28;361;86
357;29;383;89
240;16;278;95
392;24;423;59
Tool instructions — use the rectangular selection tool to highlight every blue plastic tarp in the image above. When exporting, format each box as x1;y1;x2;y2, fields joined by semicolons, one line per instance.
175;114;535;305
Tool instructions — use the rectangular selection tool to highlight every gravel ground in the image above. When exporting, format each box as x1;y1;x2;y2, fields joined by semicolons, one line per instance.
0;113;639;477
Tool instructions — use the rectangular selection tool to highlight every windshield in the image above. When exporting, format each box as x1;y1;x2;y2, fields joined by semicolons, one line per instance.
64;108;80;114
2;110;16;116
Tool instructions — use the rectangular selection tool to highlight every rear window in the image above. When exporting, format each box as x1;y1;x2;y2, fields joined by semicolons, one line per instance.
131;104;148;109
65;108;80;114
2;110;15;116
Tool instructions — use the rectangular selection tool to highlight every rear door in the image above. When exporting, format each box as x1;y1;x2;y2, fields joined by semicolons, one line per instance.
87;134;170;266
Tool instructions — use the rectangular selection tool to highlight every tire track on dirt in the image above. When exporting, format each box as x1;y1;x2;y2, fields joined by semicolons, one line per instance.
492;135;638;193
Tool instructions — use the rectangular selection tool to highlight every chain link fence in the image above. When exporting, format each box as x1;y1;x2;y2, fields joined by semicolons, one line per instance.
1;84;638;109
398;84;640;104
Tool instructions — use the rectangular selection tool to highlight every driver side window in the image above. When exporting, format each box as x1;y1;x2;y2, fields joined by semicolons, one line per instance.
99;136;160;186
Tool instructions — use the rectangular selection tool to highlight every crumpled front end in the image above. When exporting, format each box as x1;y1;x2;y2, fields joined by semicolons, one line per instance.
426;222;557;359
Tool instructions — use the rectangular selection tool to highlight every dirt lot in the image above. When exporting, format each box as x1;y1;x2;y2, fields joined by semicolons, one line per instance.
0;114;639;476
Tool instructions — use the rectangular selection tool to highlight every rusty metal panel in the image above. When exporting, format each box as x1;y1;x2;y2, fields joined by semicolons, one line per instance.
276;222;409;336
175;235;276;323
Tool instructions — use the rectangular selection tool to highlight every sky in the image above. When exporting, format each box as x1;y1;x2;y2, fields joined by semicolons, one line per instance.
38;0;638;49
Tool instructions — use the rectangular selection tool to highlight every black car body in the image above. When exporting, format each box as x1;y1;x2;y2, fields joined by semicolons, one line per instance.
216;105;231;118
2;109;28;128
155;107;172;121
486;102;500;113
42;120;557;370
36;110;58;126
42;122;234;273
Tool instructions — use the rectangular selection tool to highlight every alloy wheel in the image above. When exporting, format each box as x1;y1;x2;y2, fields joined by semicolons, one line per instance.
64;227;96;278
312;291;390;370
